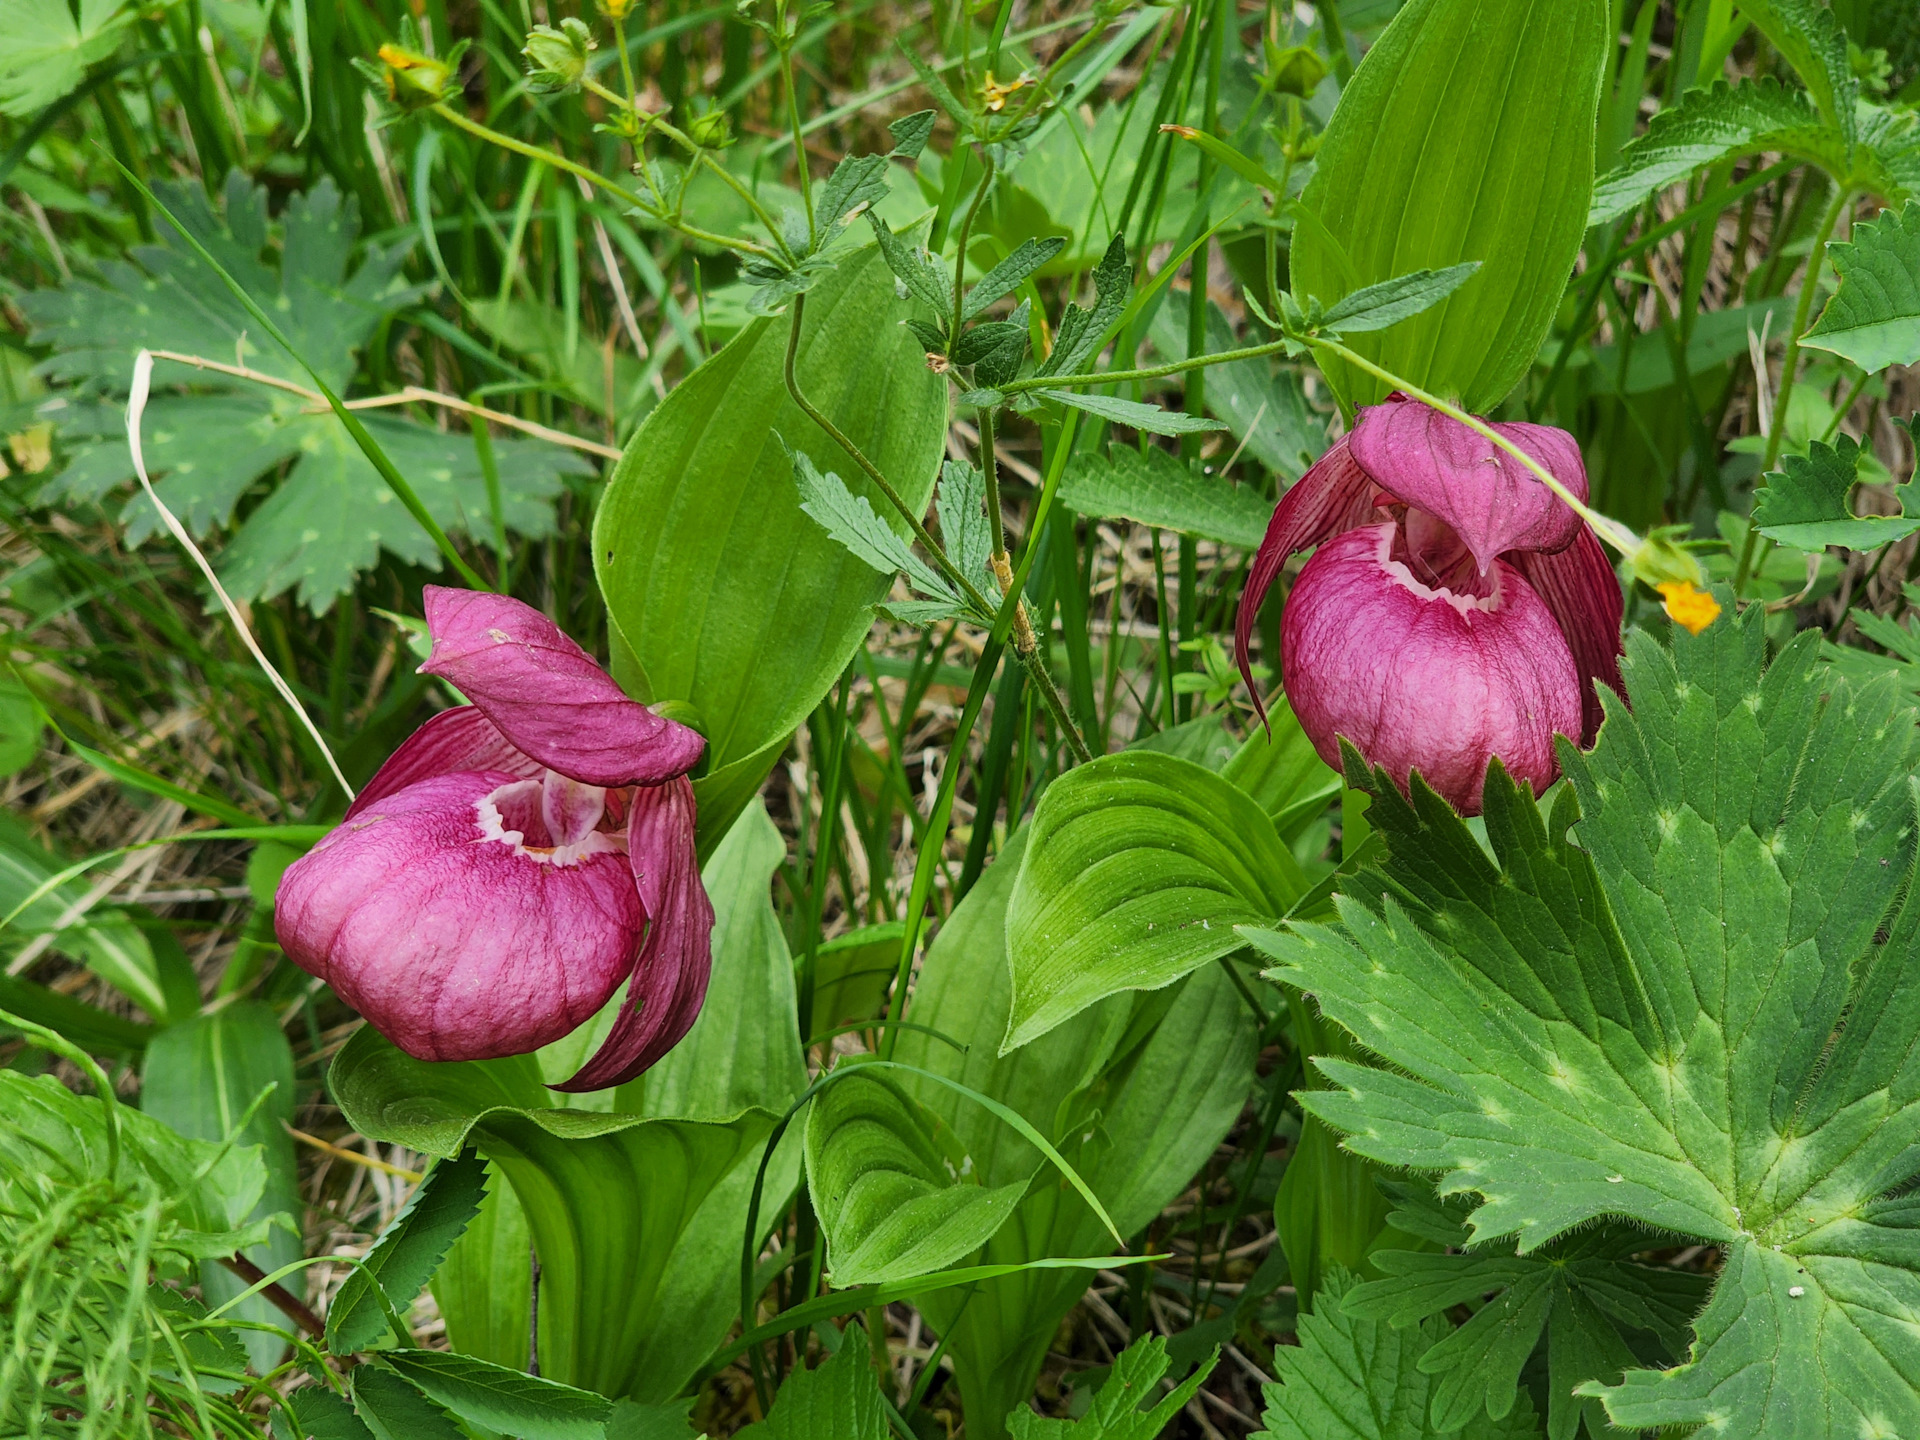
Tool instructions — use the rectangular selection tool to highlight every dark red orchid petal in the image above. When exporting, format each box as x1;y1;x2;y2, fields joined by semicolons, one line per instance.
419;587;705;788
1349;395;1590;573
1510;527;1626;748
552;776;713;1092
346;705;541;821
1234;434;1383;718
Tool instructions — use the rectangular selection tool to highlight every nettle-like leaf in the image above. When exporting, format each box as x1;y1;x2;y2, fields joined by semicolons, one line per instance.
1589;79;1847;224
936;459;994;595
1803;200;1920;375
1738;0;1857;143
19;173;586;609
1751;434;1920;551
1033;234;1130;380
1005;1334;1216;1439
735;1328;890;1440
1343;1185;1706;1440
1246;600;1920;1438
1253;1269;1546;1440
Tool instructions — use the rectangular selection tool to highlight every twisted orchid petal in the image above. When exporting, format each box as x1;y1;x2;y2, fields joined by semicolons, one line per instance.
1509;526;1625;747
1234;434;1384;714
552;776;711;1093
1349;395;1590;573
1281;524;1581;815
420;586;705;787
276;771;646;1062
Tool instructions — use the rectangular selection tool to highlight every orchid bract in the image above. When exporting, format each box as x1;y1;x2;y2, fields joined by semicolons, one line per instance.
9;1;1920;1437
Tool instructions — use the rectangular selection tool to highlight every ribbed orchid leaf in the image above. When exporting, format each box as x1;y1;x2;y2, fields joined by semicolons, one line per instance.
1245;598;1920;1438
1803;200;1920;374
1253;1270;1545;1440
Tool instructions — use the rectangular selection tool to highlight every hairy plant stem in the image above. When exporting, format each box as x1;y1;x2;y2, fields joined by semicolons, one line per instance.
433;103;779;262
1732;185;1852;596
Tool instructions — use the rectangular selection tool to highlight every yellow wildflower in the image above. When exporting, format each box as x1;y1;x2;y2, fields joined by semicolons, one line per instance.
1657;581;1720;635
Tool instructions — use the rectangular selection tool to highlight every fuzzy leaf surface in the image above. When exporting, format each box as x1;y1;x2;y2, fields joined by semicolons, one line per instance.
1246;602;1920;1437
1005;1334;1216;1438
1058;445;1271;549
734;1330;890;1440
1802;200;1920;374
1750;434;1920;551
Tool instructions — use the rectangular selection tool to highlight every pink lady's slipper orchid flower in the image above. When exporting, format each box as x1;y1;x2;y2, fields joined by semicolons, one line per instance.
275;587;712;1092
1235;394;1625;816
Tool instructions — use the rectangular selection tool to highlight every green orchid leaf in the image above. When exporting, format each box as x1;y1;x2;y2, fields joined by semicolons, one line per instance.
1751;434;1920;550
1058;444;1272;550
1005;1333;1217;1438
791;449;958;604
142;1003;304;1372
377;1350;613;1440
325;1151;489;1355
594;241;945;849
896;830;1259;1440
804;1068;1032;1285
1254;1269;1546;1439
735;1326;891;1440
1246;598;1920;1438
1032;389;1228;437
1219;701;1342;841
1803;200;1920;373
20;174;582;609
1004;751;1306;1052
1589;80;1853;226
1291;0;1609;411
808;922;905;1042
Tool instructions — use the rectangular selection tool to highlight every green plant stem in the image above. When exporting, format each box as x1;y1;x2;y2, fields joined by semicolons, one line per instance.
1733;185;1852;594
433;103;779;262
951;157;994;338
779;42;816;244
1319;0;1353;83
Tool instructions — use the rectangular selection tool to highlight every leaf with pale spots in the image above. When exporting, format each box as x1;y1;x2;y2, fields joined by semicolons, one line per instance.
1243;597;1920;1438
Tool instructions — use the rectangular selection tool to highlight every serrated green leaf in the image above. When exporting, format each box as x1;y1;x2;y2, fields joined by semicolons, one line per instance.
1291;0;1609;411
1145;301;1327;481
962;238;1066;322
805;1068;1032;1285
1034;389;1227;437
1803;200;1920;373
1589;80;1849;225
1005;1334;1217;1438
1739;0;1857;141
735;1328;890;1440
888;109;936;160
0;0;133;117
937;459;994;596
1035;234;1130;379
1253;1270;1546;1439
283;1387;375;1440
792;450;958;605
1004;751;1307;1052
1316;262;1481;334
1246;600;1920;1439
814;155;891;248
379;1349;613;1440
326;1150;488;1355
1058;445;1271;550
1751;434;1920;550
349;1366;465;1440
867;214;954;318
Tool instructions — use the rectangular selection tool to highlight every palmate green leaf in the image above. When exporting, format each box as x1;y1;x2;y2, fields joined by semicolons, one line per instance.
142;1002;304;1373
896;829;1260;1440
735;1327;890;1440
1291;0;1608;411
594;242;945;851
1246;599;1920;1438
1750;434;1920;550
377;1350;613;1440
1003;751;1307;1051
1803;200;1920;373
1004;1334;1217;1439
325;1150;489;1354
0;0;133;118
21;174;583;609
1589;80;1853;226
1058;445;1272;550
804;1068;1032;1285
1252;1270;1545;1440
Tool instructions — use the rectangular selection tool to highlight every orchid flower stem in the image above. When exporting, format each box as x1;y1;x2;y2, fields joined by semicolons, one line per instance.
1312;335;1645;561
1733;185;1852;595
433;103;778;263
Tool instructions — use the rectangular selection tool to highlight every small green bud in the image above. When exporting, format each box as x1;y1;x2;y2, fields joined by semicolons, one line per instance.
1263;42;1328;99
357;38;464;112
522;17;596;95
686;106;733;149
